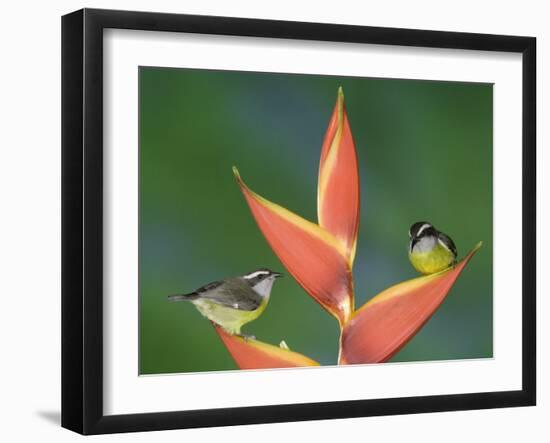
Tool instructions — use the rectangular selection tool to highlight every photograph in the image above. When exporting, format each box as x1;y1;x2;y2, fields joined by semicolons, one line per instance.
57;5;538;436
138;67;493;375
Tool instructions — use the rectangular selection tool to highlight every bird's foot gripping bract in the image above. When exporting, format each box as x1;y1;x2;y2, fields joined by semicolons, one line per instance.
237;333;256;341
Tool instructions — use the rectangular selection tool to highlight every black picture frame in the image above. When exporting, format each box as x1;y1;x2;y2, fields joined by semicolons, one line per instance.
62;8;536;435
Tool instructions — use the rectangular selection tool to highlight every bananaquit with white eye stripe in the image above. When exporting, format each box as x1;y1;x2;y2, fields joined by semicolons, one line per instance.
167;268;283;338
408;221;458;275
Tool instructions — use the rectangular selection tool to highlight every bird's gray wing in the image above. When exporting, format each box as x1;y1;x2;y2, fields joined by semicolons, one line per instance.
438;232;457;257
194;280;223;295
198;278;262;311
168;280;224;302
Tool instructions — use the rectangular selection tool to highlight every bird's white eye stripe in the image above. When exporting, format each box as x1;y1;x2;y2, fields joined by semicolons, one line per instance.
416;223;431;236
245;270;269;279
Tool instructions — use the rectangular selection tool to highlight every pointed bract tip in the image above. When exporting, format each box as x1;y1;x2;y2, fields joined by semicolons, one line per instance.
336;86;345;119
232;166;242;181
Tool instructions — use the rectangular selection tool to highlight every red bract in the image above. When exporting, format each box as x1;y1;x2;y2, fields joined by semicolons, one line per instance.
215;326;319;369
233;167;353;326
318;87;360;265
340;242;482;364
219;87;481;370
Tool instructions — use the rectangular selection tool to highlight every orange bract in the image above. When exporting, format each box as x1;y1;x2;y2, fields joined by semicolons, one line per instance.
215;326;319;369
340;243;483;364
318;87;360;264
233;168;353;326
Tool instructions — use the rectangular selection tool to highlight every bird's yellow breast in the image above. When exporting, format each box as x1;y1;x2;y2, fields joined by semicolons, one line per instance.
193;296;269;335
409;242;455;275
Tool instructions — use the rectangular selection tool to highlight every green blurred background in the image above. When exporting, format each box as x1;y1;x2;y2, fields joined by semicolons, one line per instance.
139;67;493;374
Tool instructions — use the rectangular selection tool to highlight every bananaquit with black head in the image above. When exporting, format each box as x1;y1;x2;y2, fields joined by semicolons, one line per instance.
408;221;457;275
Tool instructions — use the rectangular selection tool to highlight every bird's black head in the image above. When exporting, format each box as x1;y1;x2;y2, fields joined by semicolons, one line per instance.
409;221;437;240
243;268;283;286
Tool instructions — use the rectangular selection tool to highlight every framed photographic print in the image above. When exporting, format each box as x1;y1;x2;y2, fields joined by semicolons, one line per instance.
61;8;536;435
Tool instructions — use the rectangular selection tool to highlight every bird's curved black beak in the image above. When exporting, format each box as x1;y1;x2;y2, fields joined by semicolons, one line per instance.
272;271;283;278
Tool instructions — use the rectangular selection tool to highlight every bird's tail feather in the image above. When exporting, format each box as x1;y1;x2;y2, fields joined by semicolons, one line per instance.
167;293;198;302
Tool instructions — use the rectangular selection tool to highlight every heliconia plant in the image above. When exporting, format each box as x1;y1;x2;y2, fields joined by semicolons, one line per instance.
220;87;482;369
